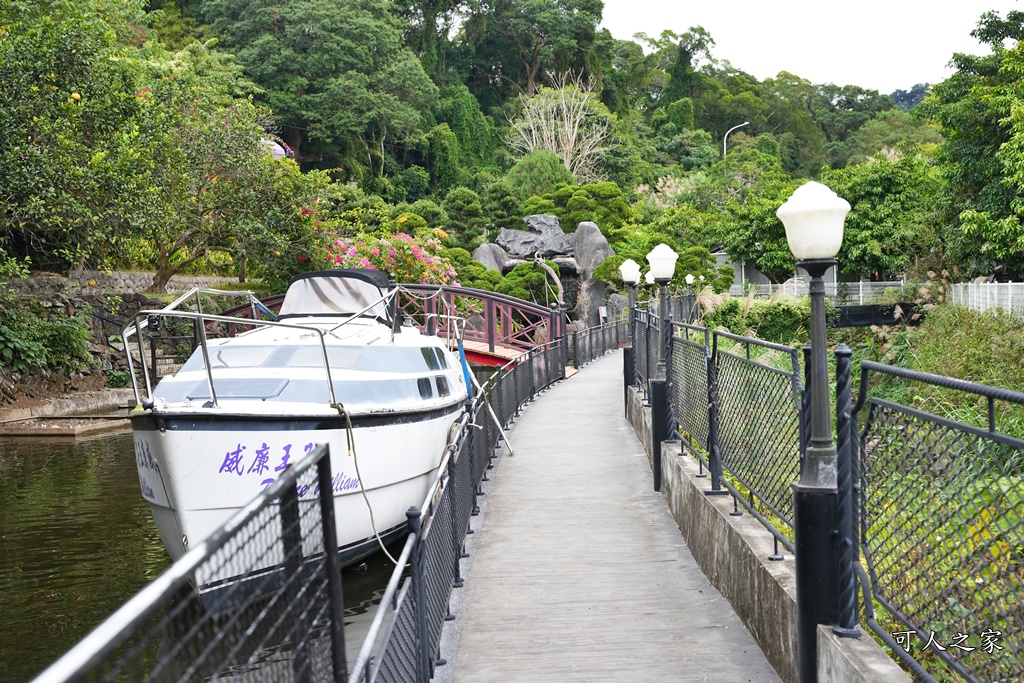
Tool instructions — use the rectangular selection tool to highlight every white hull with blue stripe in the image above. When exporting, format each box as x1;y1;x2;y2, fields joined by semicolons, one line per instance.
124;270;470;590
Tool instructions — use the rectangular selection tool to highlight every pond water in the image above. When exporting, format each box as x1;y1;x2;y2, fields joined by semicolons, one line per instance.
0;429;394;682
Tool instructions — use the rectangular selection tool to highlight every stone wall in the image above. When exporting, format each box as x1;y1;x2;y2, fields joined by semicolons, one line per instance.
9;270;239;298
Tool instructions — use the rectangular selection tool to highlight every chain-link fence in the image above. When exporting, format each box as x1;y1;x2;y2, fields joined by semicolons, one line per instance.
668;323;711;453
632;310;656;390
32;444;348;683
713;330;803;548
659;319;803;550
632;307;1024;680
854;362;1024;683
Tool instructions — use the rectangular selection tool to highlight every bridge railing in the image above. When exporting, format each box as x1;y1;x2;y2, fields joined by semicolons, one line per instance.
630;305;1024;681
214;283;560;361
31;443;348;683
398;285;559;355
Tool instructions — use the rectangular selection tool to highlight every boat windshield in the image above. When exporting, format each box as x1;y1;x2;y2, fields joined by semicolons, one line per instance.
178;344;448;373
278;270;392;322
157;344;455;408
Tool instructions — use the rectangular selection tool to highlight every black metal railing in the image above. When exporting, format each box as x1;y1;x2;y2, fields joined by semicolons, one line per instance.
851;362;1024;683
32;444;347;683
656;317;804;551
630;303;1024;680
633;309;655;390
712;330;803;548
568;318;628;369
34;334;568;683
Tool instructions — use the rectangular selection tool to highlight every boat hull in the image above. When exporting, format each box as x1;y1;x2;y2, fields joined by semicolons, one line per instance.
130;406;462;588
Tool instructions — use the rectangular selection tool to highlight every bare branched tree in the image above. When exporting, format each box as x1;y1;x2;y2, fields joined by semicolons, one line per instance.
507;72;610;182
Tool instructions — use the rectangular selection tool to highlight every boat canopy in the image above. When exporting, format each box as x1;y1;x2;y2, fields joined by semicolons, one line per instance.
278;269;393;323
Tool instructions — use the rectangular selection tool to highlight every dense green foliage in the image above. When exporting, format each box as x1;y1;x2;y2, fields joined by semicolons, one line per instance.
837;304;1024;438
0;297;93;374
4;0;1024;358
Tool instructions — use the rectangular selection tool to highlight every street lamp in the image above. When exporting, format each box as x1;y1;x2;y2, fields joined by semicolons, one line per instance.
723;121;750;158
619;258;642;309
645;243;678;494
646;243;678;369
777;180;850;683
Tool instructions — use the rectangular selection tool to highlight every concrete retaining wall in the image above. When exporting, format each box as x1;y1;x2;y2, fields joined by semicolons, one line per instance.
624;380;909;683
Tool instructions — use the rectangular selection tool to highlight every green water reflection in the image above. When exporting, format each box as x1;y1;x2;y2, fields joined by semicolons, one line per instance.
0;430;394;682
0;432;168;682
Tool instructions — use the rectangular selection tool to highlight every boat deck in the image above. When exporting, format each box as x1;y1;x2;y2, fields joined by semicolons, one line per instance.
439;351;780;682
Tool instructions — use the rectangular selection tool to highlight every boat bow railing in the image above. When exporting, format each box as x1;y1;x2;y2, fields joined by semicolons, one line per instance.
123;285;403;410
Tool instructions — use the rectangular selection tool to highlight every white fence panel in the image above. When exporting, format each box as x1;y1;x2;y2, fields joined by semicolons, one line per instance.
727;280;908;305
949;282;1024;317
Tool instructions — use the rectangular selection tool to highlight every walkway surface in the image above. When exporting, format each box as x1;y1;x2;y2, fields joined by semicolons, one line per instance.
443;350;781;682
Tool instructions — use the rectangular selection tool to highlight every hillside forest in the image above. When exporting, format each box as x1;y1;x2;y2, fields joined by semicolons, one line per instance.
3;1;1024;301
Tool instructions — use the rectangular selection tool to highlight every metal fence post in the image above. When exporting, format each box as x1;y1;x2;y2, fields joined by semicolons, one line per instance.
281;481;311;682
572;331;580;370
406;507;430;683
833;344;860;637
650;287;672;492
316;453;348;680
651;377;668;492
801;343;812;463
485;298;495;353
704;341;728;496
623;346;635;416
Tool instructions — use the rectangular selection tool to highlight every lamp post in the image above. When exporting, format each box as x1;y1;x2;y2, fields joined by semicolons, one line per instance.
620;259;641;311
644;269;655;310
646;244;679;369
619;259;642;413
723;121;750;158
684;273;695;322
645;244;678;493
777;181;850;683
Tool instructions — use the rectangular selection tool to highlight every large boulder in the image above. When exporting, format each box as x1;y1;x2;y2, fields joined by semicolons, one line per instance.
573;221;613;280
606;293;629;321
495;214;574;259
472;243;510;272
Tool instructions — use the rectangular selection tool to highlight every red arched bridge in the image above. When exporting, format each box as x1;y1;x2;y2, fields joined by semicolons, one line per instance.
222;283;564;367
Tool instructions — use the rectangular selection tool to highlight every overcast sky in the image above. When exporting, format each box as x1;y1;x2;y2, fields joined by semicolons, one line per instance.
599;0;1022;94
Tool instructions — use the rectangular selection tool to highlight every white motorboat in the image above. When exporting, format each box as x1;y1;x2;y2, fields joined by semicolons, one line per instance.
125;269;470;591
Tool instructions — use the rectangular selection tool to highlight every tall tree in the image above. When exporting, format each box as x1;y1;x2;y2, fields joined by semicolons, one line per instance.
201;0;438;177
918;9;1024;278
822;154;940;278
392;0;465;83
0;0;148;266
462;0;603;98
507;76;612;181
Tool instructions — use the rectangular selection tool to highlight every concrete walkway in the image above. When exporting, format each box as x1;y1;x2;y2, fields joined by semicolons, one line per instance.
443;351;781;682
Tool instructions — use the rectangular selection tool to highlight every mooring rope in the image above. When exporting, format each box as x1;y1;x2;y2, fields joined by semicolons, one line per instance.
332;402;400;566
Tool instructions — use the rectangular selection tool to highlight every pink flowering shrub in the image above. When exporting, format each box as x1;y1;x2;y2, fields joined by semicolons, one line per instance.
322;229;460;286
